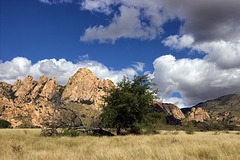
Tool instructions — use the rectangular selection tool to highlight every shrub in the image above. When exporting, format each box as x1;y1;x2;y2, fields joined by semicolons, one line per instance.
172;130;179;135
185;122;195;134
11;144;22;153
213;131;220;135
62;129;80;137
186;128;195;134
140;112;167;134
194;120;238;131
14;115;34;128
0;119;11;128
171;138;180;143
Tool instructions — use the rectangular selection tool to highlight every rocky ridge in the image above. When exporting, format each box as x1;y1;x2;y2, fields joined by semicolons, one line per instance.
0;74;62;127
61;68;115;110
153;101;185;120
0;68;115;127
191;94;240;125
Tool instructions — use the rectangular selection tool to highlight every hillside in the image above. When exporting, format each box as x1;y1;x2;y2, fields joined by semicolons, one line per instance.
189;94;240;125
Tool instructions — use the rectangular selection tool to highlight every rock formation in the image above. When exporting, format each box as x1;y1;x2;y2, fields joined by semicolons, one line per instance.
187;107;210;122
14;75;37;99
153;101;185;120
0;75;60;128
61;68;115;110
192;94;240;125
0;68;115;127
5;67;231;128
12;79;21;92
41;77;63;101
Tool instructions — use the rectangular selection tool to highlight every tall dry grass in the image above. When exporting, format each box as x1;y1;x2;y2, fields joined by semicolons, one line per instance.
0;129;239;160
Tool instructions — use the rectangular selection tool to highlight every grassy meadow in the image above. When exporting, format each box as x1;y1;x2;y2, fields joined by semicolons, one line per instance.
0;129;240;160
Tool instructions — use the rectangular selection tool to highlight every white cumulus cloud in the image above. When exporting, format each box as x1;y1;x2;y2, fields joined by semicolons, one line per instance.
40;0;240;44
0;57;144;85
162;35;194;50
152;55;240;106
0;57;32;84
163;34;240;70
79;0;240;43
81;0;115;14
80;5;162;43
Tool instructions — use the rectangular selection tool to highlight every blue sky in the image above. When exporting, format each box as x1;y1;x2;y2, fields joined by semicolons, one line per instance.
1;0;240;108
1;0;195;71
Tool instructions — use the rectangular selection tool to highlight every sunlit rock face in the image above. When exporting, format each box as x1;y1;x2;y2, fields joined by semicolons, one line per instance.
0;68;115;127
153;101;185;120
61;68;115;110
187;107;210;122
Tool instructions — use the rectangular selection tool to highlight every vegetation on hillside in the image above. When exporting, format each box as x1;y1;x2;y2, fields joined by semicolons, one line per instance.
193;94;240;125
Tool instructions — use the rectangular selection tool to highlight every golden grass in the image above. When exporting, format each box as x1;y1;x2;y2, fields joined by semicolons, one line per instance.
0;129;239;160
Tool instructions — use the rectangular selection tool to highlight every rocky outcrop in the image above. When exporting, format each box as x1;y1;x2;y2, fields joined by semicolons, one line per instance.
187;107;210;122
0;74;62;127
0;82;13;99
153;101;185;120
14;75;37;98
41;77;62;101
31;75;48;99
0;75;63;127
0;68;115;127
192;94;240;125
12;79;21;92
61;68;115;110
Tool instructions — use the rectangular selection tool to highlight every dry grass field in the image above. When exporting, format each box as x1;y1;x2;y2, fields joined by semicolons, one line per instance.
0;129;239;160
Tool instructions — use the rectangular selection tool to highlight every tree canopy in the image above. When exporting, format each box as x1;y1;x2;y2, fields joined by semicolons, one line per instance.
100;75;158;135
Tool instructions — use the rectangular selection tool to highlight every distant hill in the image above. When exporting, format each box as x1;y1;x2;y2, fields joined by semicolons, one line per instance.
184;94;240;125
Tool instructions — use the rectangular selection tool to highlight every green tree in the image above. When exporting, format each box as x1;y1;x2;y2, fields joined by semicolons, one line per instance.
100;75;158;135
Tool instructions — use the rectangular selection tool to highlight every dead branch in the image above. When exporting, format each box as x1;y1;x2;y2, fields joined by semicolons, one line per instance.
41;104;114;136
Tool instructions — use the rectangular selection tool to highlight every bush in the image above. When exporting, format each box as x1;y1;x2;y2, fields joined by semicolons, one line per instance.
14;115;34;128
185;122;195;134
172;130;179;135
140;112;167;134
0;119;11;128
213;131;220;135
11;144;22;153
62;129;80;137
186;128;195;134
194;120;239;131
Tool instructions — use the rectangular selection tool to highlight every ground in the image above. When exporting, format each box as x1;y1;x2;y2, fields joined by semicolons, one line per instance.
0;129;239;160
